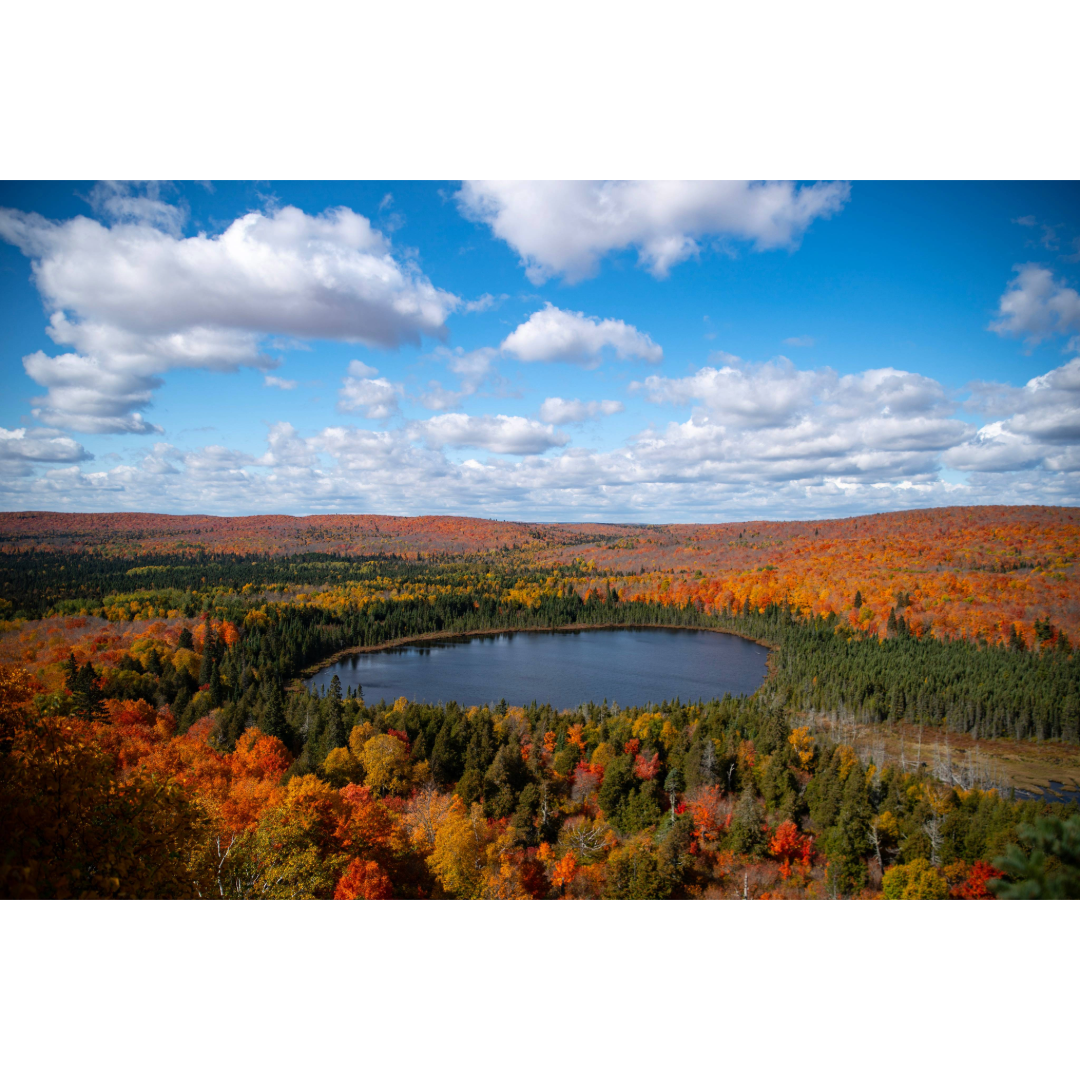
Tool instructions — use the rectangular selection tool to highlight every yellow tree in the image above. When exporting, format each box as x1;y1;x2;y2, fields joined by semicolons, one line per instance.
222;775;348;899
323;746;363;788
429;797;490;898
359;733;412;796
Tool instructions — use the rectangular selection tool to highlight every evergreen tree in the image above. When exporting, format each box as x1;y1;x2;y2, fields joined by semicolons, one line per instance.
208;661;223;707
62;651;79;693
198;623;216;686
729;787;767;856
260;683;290;744
322;675;346;756
993;815;1080;899
71;661;109;724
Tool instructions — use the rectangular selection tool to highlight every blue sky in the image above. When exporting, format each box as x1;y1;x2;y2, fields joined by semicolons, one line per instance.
1;179;1078;521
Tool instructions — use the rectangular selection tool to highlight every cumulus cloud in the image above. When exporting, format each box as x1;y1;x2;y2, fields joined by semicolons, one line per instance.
0;197;458;433
5;354;1079;518
628;354;971;488
501;304;662;366
22;350;163;434
264;375;297;390
0;426;91;477
989;264;1080;349
338;361;402;420
410;413;568;455
457;180;850;283
539;398;624;424
948;357;1080;472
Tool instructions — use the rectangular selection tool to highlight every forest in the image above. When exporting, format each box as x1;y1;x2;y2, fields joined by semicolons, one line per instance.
2;506;1078;900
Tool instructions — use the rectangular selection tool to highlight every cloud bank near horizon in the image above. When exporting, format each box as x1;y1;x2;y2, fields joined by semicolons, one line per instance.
1;182;1078;522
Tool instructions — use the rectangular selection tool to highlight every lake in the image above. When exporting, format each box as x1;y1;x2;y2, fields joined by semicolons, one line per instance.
304;627;769;709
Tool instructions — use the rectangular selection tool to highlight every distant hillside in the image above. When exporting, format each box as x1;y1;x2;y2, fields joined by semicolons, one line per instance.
2;505;1078;646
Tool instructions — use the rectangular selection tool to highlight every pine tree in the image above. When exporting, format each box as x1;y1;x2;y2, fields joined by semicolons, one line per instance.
261;683;290;744
62;651;79;693
322;675;346;756
729;788;766;856
208;661;223;707
71;662;108;724
198;622;216;686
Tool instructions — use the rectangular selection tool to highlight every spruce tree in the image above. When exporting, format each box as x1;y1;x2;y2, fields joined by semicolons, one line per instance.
729;787;767;856
261;683;290;744
208;662;223;708
71;662;108;724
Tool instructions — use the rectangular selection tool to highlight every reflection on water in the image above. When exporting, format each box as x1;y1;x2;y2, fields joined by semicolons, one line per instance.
305;627;769;710
1014;780;1080;806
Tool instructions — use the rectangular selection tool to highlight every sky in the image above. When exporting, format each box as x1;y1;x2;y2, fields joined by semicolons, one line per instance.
0;179;1078;523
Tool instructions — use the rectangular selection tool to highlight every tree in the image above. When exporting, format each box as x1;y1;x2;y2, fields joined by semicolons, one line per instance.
334;858;392;899
359;733;412;797
729;788;767;857
198;621;217;686
222;775;347;899
322;746;363;788
664;766;681;823
429;798;488;898
70;661;108;725
1;675;213;899
992;815;1080;899
881;858;948;899
769;820;813;878
322;678;346;758
260;682;290;744
604;836;669;899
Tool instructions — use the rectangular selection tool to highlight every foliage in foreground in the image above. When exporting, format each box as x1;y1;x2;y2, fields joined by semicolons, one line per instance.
2;658;1076;900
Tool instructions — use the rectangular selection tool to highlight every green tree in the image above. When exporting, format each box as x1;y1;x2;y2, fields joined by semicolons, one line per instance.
992;815;1080;899
604;836;670;899
729;788;767;856
260;682;290;744
70;662;108;725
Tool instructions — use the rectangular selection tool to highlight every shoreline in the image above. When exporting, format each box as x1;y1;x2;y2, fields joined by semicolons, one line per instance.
290;620;777;689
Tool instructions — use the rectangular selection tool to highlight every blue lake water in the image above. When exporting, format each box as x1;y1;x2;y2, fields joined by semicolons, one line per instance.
305;627;769;710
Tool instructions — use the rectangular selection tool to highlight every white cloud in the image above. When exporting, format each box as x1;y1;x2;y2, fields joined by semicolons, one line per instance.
22;350;162;434
338;361;402;420
0;199;458;433
951;357;1080;472
410;413;568;455
264;374;298;390
539;398;624;424
3;352;1078;519
457;180;850;283
942;422;1046;473
989;264;1080;348
0;426;91;477
85;181;187;235
782;335;814;347
419;347;500;409
501;304;662;366
628;355;970;488
463;293;506;314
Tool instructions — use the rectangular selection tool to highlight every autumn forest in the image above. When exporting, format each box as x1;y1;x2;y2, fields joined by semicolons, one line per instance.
2;505;1079;900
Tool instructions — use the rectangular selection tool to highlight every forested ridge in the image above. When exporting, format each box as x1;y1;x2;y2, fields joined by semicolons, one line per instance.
1;508;1078;899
